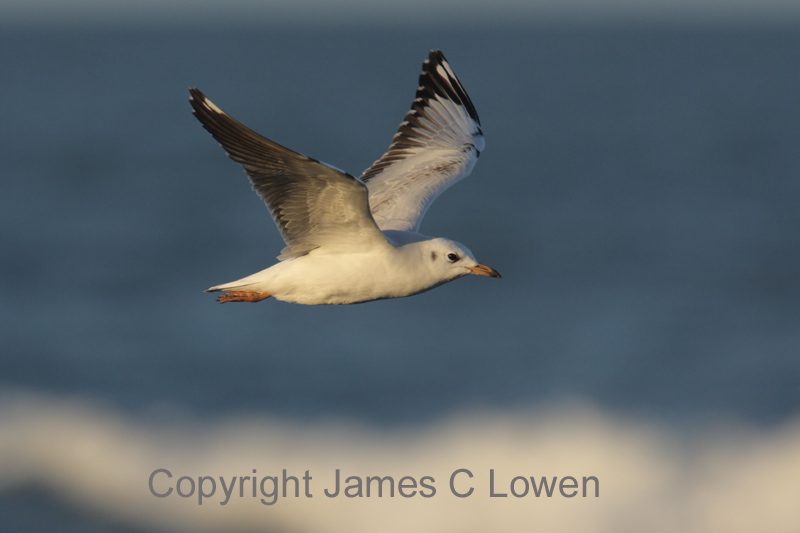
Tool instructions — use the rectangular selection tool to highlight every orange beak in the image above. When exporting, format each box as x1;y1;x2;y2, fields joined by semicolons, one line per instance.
468;264;501;278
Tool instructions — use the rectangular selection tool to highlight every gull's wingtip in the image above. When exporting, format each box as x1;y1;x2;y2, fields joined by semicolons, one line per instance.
188;87;208;110
188;87;203;116
189;88;226;116
427;49;445;62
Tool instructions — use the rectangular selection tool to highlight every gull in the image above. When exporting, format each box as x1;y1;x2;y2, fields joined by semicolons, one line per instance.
190;50;500;305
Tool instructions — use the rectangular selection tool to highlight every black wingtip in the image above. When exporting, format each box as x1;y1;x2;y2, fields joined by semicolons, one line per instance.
188;87;207;116
188;88;202;120
427;49;446;64
418;50;480;126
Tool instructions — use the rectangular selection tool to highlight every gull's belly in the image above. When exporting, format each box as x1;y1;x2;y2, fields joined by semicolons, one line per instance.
266;251;437;305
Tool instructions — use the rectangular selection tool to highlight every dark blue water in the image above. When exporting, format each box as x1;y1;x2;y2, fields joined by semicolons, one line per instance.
2;24;799;425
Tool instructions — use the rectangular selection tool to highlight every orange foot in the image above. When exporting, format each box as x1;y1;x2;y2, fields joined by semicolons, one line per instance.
217;291;271;304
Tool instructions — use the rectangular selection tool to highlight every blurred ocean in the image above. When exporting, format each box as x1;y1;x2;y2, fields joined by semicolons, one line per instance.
1;23;799;532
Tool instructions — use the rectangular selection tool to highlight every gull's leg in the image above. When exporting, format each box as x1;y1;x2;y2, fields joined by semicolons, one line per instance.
217;291;271;304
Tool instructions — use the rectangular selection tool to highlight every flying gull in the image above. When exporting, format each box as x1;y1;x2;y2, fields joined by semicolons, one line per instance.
190;50;500;305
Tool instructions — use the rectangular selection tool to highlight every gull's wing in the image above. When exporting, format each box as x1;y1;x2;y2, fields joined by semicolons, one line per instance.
190;88;388;260
360;50;485;232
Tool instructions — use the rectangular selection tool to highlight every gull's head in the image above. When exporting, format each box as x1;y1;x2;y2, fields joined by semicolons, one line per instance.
423;238;501;282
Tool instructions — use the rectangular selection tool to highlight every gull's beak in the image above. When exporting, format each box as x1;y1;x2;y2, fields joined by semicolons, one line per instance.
468;264;501;278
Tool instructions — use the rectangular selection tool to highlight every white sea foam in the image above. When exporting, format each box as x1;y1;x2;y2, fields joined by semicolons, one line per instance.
1;391;798;532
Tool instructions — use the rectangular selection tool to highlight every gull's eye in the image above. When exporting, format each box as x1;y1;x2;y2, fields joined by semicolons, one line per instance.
447;252;459;262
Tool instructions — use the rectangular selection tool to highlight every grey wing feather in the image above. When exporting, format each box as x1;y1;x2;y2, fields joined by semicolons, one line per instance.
190;88;387;259
360;50;485;232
